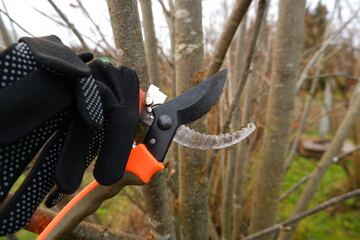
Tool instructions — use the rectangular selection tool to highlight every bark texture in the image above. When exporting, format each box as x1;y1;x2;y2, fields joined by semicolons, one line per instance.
25;207;144;240
277;87;360;240
0;13;12;47
205;0;253;79
107;0;149;89
139;0;161;86
248;1;306;239
174;0;207;239
107;1;174;239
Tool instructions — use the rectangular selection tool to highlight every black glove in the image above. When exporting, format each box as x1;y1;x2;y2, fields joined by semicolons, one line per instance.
0;36;105;236
0;40;139;235
46;60;140;207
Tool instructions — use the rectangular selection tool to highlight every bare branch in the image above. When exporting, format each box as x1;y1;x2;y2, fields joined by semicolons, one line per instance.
122;190;147;213
76;0;113;50
280;175;310;201
205;0;253;79
296;5;360;92
243;188;360;240
305;73;360;83
47;0;90;51
207;0;267;178
0;9;34;37
25;207;145;240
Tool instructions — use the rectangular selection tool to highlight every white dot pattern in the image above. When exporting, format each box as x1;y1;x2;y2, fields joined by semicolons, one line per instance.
77;75;104;127
0;130;67;236
45;117;108;207
0;112;70;203
0;42;39;89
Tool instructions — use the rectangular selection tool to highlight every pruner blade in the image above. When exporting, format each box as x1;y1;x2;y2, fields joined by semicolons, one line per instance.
144;69;228;161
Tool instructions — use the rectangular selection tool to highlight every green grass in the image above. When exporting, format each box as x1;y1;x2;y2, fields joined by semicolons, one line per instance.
279;155;360;240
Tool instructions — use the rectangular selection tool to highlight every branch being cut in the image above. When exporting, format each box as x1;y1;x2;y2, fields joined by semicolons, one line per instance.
243;188;360;240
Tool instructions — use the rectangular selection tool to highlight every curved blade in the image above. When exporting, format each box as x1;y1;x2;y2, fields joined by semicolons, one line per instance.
145;69;227;161
156;69;227;125
174;123;256;150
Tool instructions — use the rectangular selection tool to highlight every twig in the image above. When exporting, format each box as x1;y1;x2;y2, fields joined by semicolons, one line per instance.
0;9;34;36
280;175;310;201
24;1;67;27
204;0;253;79
76;0;113;50
206;0;267;177
281;144;360;201
243;188;360;240
25;207;145;240
47;0;89;50
296;5;360;92
122;190;147;213
305;73;360;83
332;144;360;162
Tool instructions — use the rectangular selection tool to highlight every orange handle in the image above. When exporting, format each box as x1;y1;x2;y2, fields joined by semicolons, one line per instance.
37;144;164;240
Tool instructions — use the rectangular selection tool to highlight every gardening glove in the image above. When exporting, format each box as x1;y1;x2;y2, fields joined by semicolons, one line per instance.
0;36;105;236
46;59;140;207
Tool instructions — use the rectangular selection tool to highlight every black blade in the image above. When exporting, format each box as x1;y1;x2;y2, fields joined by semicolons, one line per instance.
144;69;227;162
160;69;227;125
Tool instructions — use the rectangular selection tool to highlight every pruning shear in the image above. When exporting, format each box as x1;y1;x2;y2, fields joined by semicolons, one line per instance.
37;69;228;239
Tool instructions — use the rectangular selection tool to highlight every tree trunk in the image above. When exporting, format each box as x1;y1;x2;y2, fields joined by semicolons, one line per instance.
0;13;12;47
205;0;252;79
139;0;161;86
107;1;175;239
277;86;360;240
107;0;149;88
221;13;248;240
174;0;207;239
248;1;306;240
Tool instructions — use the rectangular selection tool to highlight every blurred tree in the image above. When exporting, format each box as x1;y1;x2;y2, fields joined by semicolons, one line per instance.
174;0;208;239
248;1;306;240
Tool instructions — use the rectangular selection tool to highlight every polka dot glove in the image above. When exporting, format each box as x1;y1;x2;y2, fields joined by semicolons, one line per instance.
45;60;140;208
0;36;106;236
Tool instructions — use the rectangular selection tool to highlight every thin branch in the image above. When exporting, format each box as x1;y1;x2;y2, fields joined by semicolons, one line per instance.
47;0;89;51
24;1;67;27
25;207;145;240
204;0;253;79
76;0;113;50
296;5;360;92
122;190;147;213
332;144;360;162
243;188;360;240
0;9;34;36
280;144;360;201
157;0;171;19
305;73;360;83
280;175;310;201
207;0;267;177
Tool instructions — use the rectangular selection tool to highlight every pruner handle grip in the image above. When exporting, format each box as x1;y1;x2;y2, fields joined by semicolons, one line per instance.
37;144;164;240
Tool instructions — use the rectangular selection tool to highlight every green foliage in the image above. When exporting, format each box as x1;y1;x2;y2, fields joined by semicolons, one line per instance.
279;155;360;239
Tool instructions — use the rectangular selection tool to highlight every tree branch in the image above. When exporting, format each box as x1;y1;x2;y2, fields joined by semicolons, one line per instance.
205;0;253;79
0;9;34;37
206;0;267;178
48;0;90;51
25;207;145;240
305;73;360;83
243;188;360;240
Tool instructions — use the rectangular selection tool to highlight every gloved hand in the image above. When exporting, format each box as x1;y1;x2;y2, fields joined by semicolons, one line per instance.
0;38;139;236
46;60;140;207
